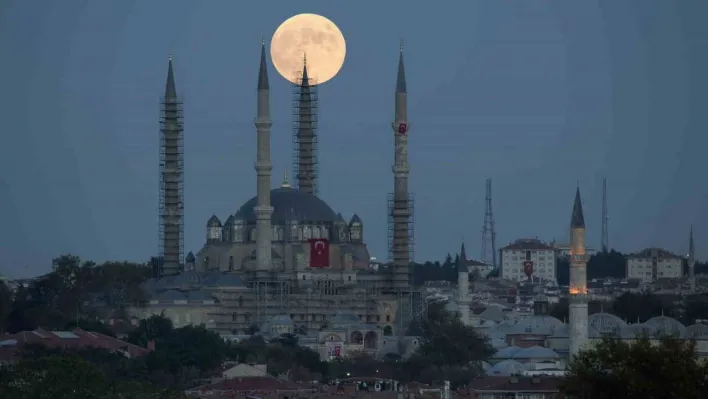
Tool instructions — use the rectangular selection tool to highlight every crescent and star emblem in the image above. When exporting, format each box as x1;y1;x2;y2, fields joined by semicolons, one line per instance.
314;240;326;254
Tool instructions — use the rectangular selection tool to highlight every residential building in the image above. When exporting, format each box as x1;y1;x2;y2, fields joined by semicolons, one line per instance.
626;248;683;283
500;239;557;283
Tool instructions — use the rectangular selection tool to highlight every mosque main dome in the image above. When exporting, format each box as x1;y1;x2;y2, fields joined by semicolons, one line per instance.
234;187;338;224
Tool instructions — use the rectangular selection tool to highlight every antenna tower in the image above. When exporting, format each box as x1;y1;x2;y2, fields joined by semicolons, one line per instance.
601;177;609;252
158;81;184;277
292;68;319;195
481;178;497;267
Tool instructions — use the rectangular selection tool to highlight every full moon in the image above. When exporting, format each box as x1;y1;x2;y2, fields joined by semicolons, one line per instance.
270;13;346;85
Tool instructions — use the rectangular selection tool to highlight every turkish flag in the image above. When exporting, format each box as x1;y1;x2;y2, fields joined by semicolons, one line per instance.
309;238;330;268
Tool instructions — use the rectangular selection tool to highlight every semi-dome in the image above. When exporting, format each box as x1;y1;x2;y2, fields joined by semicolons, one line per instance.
234;187;338;224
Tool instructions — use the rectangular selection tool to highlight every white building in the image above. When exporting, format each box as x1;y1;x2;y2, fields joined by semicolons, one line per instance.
626;248;683;283
500;239;557;283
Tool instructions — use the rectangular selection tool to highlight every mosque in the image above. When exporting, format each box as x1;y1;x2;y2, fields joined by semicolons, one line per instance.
132;41;422;360
447;187;708;375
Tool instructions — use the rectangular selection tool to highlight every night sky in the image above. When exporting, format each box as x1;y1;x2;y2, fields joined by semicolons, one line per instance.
1;0;707;277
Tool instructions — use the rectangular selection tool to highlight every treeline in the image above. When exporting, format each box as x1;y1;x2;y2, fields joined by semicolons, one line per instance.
0;255;151;335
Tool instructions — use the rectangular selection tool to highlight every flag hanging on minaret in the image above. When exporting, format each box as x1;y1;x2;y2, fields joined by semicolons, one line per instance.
309;238;330;268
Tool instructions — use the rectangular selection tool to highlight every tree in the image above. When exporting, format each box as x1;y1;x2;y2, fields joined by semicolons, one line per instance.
0;355;187;399
416;301;493;367
0;281;12;334
561;337;708;398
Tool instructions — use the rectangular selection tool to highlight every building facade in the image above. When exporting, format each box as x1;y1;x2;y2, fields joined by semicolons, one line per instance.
500;239;557;282
626;248;682;283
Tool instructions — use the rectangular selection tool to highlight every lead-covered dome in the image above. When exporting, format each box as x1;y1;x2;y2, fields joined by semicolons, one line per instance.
234;187;338;224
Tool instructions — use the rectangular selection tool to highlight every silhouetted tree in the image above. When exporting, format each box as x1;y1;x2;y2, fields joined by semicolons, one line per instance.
561;337;708;398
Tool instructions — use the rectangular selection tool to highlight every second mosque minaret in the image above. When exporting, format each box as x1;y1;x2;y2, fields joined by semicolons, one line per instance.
568;186;589;357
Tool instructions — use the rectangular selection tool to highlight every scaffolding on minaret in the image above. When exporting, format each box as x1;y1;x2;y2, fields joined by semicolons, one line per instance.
158;54;184;277
601;176;609;252
481;178;497;267
292;55;319;196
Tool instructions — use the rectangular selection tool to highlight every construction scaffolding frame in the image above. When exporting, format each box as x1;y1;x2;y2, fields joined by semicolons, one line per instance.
388;192;415;289
158;93;184;277
253;280;292;328
291;69;319;196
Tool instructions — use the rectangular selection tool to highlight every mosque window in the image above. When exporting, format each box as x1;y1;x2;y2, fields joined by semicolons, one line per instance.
386;315;390;322
228;256;234;271
204;257;210;269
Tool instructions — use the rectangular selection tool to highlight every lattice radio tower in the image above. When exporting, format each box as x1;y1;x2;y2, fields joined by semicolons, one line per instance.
481;178;497;267
601;176;609;252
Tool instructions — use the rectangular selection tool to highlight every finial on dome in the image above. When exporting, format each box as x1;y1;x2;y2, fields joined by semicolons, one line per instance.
261;34;265;46
303;52;307;67
399;39;404;52
168;49;172;61
281;169;290;188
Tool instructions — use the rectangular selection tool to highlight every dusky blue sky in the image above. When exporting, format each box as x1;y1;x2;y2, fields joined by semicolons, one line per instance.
1;0;707;278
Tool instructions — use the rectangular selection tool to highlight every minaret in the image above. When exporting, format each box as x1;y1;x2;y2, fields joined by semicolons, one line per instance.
689;225;696;291
568;186;589;357
293;55;319;195
158;52;184;277
457;241;470;325
254;40;274;277
390;40;412;290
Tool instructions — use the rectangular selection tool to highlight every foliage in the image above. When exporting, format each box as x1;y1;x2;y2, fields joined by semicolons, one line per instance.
561;337;708;398
4;255;150;333
0;281;11;334
0;355;186;399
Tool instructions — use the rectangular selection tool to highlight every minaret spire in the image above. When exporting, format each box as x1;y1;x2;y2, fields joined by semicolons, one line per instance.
396;40;407;94
293;52;319;195
390;40;413;295
159;52;184;276
254;40;274;279
568;185;589;358
165;54;177;99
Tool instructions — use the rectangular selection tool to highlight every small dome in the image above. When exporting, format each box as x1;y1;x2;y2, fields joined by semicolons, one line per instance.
488;360;525;376
349;214;362;225
234;187;338;224
185;252;196;263
685;324;708;339
223;215;235;226
207;215;222;228
589;313;626;336
644;316;685;337
493;346;521;359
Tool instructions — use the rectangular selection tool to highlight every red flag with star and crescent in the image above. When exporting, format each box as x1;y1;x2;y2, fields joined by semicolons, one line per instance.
309;238;330;268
